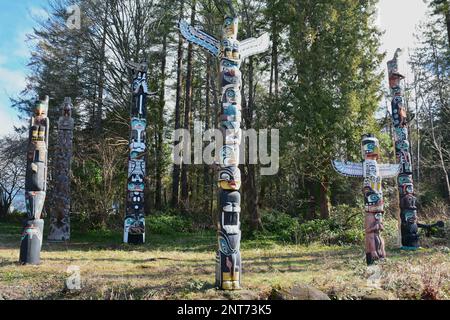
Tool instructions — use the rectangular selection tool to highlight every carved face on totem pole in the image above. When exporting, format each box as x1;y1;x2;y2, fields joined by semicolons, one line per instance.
35;96;49;118
222;86;241;104
130;118;147;156
223;16;238;40
361;134;380;161
221;103;242;122
219;166;242;191
61;98;72;118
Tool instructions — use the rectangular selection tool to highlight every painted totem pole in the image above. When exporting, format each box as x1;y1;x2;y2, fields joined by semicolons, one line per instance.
20;96;50;265
387;49;420;250
124;62;151;245
48;98;74;242
333;134;400;265
179;1;270;290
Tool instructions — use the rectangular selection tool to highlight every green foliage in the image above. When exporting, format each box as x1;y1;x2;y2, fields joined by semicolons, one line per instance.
296;205;364;245
146;212;211;235
252;205;369;246
147;214;190;235
254;210;301;242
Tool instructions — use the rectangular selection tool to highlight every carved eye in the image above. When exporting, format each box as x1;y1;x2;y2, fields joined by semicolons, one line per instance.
366;143;376;152
368;194;379;203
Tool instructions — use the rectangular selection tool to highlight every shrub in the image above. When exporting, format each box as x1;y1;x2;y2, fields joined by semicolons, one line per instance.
296;205;366;246
147;214;191;235
255;206;368;246
253;210;301;242
421;198;449;219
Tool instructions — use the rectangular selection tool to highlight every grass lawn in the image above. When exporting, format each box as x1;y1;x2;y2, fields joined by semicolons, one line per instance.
0;220;449;300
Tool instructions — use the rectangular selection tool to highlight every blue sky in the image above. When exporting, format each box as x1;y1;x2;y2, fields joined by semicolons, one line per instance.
0;0;48;136
0;0;430;138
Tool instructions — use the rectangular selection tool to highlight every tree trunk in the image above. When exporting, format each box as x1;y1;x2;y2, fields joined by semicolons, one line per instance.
247;164;262;230
180;0;196;212
155;33;167;210
319;178;330;220
273;24;279;99
171;0;185;209
446;11;450;48
95;2;109;135
203;56;211;214
305;177;317;221
242;55;262;231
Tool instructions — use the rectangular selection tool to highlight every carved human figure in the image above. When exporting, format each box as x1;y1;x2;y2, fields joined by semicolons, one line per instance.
333;134;400;265
20;96;50;265
48;98;74;242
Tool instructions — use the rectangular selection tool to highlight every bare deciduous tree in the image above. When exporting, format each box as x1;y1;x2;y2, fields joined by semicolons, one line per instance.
0;136;27;217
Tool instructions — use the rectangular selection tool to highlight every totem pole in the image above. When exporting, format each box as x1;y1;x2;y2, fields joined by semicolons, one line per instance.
387;49;420;250
333;134;400;265
48;98;74;242
179;0;270;290
124;62;152;245
20;96;50;265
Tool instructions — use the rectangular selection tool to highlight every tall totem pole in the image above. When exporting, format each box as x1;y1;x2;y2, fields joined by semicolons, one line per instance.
387;49;420;250
20;96;50;265
48;98;74;242
124;62;151;245
179;0;270;290
333;134;400;265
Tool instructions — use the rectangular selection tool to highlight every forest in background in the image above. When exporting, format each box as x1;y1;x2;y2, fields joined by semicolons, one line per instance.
0;0;449;243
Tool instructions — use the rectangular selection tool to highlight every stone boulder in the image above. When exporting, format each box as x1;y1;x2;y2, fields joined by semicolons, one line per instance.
269;284;330;300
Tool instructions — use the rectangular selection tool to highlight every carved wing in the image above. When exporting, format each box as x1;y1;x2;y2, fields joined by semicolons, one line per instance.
379;164;401;179
332;161;364;178
240;33;271;60
179;20;220;57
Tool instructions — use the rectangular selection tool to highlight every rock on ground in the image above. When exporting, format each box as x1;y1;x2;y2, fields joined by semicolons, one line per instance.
269;284;331;300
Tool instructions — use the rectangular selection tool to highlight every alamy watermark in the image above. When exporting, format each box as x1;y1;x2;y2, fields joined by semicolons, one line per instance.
366;265;382;289
172;122;279;176
66;4;81;30
66;265;81;290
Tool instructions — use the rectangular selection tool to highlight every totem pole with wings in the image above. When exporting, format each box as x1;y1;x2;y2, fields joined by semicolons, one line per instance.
179;0;271;290
333;134;400;265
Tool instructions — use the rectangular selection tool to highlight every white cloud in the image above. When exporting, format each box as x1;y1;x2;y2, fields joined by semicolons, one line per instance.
0;102;25;137
0;67;26;93
13;29;33;59
0;63;27;138
29;6;50;20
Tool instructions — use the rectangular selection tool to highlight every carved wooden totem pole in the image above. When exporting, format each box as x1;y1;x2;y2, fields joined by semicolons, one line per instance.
387;49;420;250
179;0;270;290
124;62;150;245
48;98;74;242
333;134;400;265
20;96;50;265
